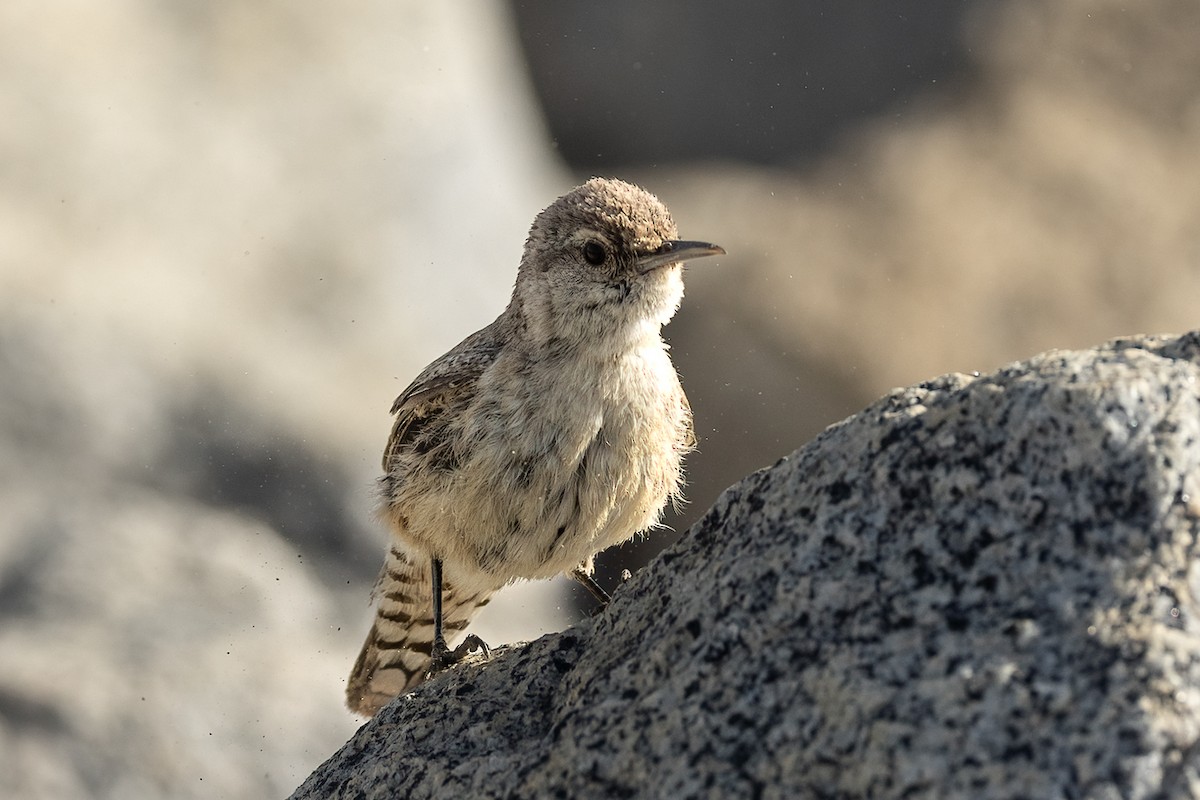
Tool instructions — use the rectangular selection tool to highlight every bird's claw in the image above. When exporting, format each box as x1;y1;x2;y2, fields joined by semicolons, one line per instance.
429;633;490;676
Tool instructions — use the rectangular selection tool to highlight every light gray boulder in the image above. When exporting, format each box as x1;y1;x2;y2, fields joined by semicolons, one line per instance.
293;331;1200;799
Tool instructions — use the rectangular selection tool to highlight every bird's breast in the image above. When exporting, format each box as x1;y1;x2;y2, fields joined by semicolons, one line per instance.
444;342;689;580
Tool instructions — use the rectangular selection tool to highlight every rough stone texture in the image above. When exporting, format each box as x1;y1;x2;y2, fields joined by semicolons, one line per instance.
293;331;1200;799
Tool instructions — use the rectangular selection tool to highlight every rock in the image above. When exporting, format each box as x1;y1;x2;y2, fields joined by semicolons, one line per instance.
292;330;1200;799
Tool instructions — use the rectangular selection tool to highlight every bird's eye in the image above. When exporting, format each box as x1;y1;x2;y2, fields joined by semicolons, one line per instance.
582;240;607;266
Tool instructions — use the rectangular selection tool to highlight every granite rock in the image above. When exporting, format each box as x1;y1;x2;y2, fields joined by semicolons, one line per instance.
293;331;1200;799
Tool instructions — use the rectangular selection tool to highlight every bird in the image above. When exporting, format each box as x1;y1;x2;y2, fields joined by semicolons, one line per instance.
346;177;724;716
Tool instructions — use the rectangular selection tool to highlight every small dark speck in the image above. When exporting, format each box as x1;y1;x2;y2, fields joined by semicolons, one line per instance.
827;480;852;503
946;611;969;631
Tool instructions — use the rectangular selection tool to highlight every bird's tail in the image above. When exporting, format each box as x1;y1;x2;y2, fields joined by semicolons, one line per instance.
345;544;493;716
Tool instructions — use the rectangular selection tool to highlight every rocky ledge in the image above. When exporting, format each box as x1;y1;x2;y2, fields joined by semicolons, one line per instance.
293;331;1200;799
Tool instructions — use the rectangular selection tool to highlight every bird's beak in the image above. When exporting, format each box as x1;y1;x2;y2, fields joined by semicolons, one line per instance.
637;240;726;274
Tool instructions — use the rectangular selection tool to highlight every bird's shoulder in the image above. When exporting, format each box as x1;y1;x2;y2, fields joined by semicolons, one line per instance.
390;319;506;415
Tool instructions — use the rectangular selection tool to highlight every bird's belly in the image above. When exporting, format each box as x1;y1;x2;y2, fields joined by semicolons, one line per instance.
394;365;686;584
452;410;679;581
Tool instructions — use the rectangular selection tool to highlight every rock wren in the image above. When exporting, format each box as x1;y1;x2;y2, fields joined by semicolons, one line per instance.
346;177;724;716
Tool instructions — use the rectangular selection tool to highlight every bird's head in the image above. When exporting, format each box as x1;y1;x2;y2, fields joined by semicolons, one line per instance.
513;177;723;349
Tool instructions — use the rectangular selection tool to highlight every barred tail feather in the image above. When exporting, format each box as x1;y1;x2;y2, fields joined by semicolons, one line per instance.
345;545;493;716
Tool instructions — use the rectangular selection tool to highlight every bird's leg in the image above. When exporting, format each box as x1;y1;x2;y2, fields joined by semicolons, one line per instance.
428;557;489;674
570;566;612;608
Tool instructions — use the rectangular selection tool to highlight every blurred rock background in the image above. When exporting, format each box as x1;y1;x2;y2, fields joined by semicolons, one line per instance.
0;1;1196;797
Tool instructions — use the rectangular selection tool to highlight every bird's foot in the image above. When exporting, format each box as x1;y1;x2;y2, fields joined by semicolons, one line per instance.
428;633;490;676
570;567;613;607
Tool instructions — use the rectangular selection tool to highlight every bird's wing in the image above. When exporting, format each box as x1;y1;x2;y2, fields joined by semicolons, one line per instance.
348;320;506;715
382;321;505;471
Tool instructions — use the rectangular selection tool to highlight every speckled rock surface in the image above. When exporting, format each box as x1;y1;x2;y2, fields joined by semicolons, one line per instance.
292;331;1200;800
